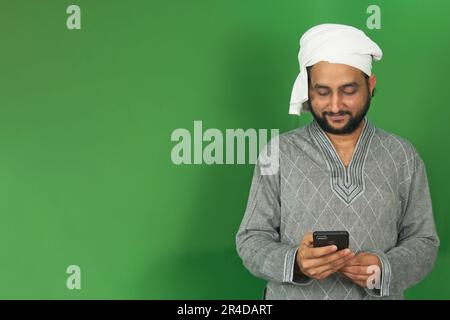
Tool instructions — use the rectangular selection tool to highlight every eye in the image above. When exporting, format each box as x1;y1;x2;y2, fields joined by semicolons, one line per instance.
342;86;358;95
317;90;330;96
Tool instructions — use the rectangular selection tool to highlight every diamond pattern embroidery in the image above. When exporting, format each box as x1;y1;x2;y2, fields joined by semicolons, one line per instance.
273;120;404;299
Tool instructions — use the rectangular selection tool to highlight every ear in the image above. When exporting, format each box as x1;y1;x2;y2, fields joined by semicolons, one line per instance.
369;75;377;96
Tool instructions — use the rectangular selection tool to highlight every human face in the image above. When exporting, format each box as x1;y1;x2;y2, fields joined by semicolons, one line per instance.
307;61;376;135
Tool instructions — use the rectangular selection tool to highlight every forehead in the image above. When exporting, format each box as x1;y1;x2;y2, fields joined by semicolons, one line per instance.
309;61;364;85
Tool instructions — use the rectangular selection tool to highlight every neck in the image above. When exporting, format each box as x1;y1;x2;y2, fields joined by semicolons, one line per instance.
325;118;366;149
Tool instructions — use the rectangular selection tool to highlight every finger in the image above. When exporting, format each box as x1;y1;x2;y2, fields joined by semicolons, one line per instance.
315;268;336;280
307;251;355;274
345;253;378;266
339;271;353;281
340;265;372;275
315;254;357;280
339;271;352;282
340;271;370;282
302;244;338;259
302;233;313;247
343;256;366;267
306;248;353;268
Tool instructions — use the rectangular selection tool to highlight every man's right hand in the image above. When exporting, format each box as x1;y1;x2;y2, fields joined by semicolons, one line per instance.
296;232;355;280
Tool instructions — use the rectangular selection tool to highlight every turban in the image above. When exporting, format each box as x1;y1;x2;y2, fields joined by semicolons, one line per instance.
289;23;383;115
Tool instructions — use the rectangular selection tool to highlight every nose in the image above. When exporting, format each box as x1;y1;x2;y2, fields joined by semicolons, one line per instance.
329;92;342;113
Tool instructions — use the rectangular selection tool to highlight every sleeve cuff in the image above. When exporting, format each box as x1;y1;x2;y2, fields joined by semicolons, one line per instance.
283;247;314;286
363;249;391;297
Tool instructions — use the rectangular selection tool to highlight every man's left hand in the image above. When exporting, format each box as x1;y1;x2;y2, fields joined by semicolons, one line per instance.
338;252;381;288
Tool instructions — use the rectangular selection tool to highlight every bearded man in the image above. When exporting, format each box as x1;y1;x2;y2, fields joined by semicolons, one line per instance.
236;23;440;300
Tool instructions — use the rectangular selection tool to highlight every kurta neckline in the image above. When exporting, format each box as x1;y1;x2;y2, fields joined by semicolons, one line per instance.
308;116;376;205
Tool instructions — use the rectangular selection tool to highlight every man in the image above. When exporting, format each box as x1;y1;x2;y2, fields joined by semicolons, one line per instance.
235;23;440;300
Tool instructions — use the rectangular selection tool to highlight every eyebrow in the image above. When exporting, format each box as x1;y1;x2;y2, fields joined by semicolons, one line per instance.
314;82;359;90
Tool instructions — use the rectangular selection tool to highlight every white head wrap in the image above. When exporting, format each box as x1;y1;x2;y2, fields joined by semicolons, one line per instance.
289;23;383;115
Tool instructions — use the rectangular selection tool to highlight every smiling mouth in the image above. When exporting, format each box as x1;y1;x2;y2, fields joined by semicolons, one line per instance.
326;114;348;122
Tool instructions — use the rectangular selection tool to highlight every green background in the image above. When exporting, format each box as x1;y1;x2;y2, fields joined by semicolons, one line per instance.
0;0;448;299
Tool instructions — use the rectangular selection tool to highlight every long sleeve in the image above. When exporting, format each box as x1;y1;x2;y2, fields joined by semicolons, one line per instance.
366;150;440;297
235;139;312;285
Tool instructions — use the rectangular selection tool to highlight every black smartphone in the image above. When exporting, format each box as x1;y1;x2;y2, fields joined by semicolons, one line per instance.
313;231;349;251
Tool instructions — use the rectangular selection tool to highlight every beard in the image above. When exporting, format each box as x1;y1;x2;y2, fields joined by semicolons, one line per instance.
309;90;372;135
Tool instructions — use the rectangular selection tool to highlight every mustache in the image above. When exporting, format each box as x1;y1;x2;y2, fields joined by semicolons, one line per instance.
323;111;352;116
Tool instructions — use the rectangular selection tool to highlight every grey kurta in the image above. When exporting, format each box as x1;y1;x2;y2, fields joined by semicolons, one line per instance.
236;117;440;300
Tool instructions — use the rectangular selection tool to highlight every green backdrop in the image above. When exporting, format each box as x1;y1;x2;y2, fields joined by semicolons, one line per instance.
0;0;448;299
